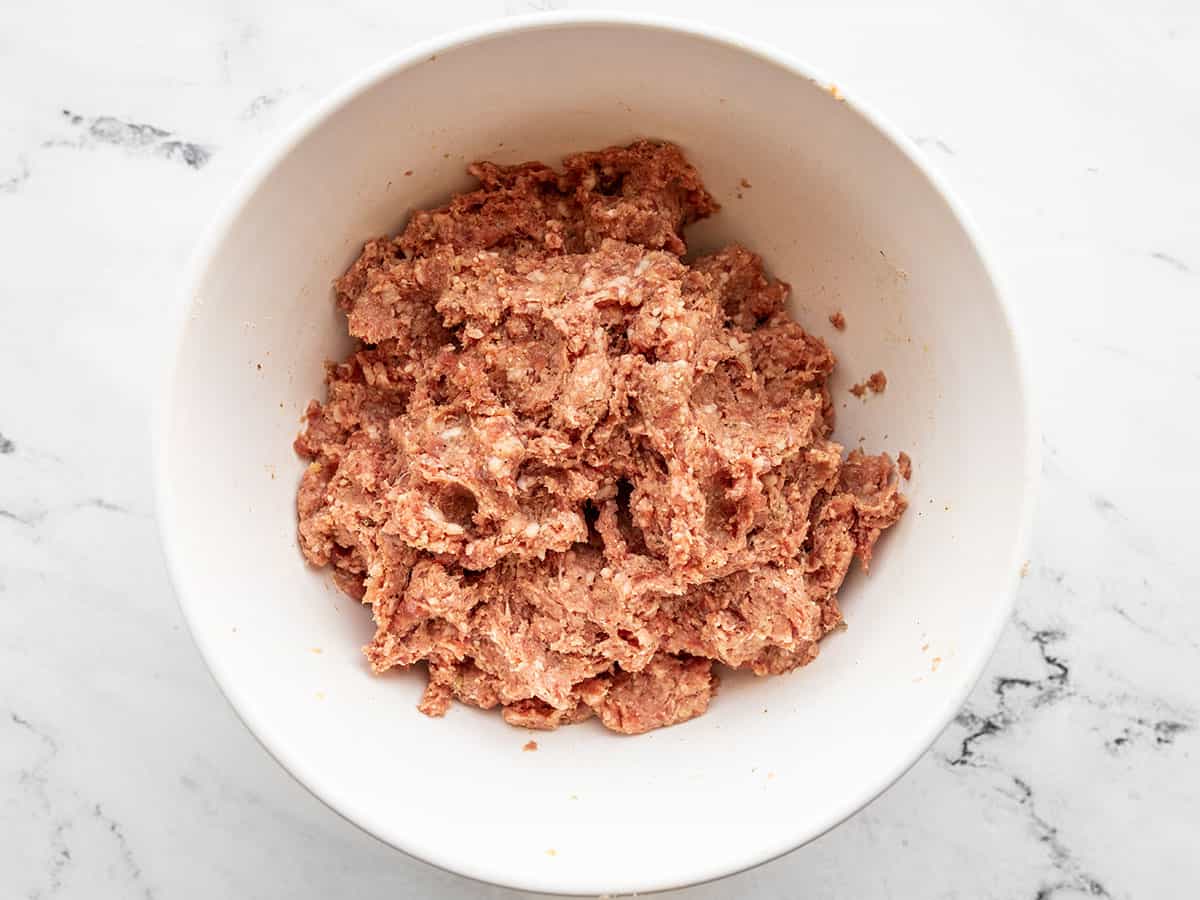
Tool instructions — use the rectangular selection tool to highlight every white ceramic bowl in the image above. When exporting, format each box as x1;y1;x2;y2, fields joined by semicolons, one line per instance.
156;13;1036;896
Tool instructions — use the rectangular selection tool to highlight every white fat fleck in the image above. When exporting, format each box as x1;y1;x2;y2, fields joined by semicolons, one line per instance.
523;522;541;538
495;435;524;456
634;256;653;275
516;475;533;491
423;505;446;522
486;456;506;475
440;425;465;440
606;275;633;297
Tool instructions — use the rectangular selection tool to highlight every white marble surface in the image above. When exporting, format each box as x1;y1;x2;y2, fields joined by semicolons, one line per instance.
2;1;1198;897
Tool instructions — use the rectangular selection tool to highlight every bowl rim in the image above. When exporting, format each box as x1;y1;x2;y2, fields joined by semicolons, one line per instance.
153;10;1040;895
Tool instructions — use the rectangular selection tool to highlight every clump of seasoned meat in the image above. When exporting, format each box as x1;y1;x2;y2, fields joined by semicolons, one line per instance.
850;370;888;398
295;141;907;735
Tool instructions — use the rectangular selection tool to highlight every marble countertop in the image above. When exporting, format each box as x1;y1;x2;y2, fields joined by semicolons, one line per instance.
2;1;1197;897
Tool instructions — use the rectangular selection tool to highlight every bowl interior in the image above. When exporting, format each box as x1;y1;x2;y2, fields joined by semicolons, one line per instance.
159;19;1032;896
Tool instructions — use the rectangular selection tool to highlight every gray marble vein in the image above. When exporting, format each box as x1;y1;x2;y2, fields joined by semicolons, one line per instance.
912;135;955;155
1148;251;1191;273
1007;776;1113;900
0;158;31;194
90;805;155;900
239;92;283;120
50;109;213;170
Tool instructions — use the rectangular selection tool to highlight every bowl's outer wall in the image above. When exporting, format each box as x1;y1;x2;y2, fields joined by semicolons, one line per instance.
159;17;1033;896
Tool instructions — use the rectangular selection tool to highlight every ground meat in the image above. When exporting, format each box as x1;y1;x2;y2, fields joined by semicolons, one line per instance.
850;369;888;398
829;311;846;330
897;451;912;481
295;141;908;735
591;655;718;735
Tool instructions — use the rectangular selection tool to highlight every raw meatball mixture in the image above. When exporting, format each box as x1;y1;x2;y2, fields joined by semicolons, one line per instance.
295;141;907;734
